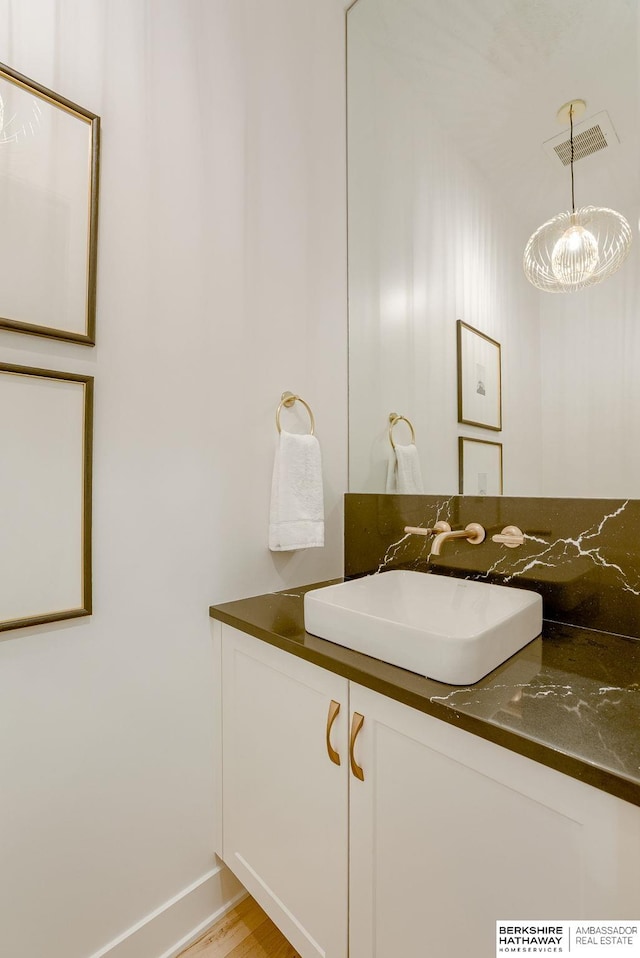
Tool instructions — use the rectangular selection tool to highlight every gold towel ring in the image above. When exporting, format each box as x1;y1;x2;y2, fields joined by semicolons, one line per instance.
388;413;416;449
276;391;315;435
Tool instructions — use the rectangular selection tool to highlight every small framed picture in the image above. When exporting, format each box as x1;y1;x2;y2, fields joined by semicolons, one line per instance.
459;437;503;495
457;320;502;431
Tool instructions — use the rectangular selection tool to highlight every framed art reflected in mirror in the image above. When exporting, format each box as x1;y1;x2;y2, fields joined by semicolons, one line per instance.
0;62;100;345
459;436;503;496
0;363;93;632
457;321;502;431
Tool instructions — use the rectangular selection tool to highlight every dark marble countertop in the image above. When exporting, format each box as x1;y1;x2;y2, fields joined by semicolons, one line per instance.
210;581;640;808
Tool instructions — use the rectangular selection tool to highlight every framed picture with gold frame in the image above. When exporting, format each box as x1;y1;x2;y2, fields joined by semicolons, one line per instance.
457;320;502;430
0;61;100;345
459;436;503;496
0;363;93;632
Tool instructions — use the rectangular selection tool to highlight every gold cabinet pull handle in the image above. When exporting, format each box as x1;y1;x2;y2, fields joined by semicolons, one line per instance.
349;712;365;781
326;699;341;766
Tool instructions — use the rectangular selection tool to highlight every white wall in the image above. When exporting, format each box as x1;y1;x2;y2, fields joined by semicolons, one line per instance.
539;244;640;497
0;2;347;957
347;6;543;496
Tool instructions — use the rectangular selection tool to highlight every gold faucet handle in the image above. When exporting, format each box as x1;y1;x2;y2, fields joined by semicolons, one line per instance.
404;521;451;537
491;525;525;548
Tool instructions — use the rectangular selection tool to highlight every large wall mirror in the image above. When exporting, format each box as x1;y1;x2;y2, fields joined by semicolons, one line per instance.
347;0;639;498
0;62;100;345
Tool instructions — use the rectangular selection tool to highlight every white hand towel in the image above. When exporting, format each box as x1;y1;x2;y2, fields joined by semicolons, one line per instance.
269;429;325;551
385;455;397;493
385;443;424;494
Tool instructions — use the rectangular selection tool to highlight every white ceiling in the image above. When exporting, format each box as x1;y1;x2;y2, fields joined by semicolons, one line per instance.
349;0;639;237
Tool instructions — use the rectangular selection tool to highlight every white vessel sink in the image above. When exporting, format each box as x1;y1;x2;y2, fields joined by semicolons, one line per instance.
304;570;543;685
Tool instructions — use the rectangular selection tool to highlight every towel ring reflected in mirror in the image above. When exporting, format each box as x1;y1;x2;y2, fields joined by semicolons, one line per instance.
388;413;416;449
276;391;315;435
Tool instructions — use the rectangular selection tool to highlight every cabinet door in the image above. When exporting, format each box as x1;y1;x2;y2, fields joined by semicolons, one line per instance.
348;683;640;958
221;626;349;958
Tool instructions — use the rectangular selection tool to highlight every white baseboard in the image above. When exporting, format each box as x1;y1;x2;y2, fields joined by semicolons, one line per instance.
87;859;246;958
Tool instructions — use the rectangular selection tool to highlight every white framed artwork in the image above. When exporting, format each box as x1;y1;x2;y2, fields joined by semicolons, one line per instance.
0;363;93;631
457;320;502;431
458;436;503;495
0;61;100;345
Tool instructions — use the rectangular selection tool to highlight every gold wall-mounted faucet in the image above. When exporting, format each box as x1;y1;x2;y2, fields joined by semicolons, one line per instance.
430;523;486;556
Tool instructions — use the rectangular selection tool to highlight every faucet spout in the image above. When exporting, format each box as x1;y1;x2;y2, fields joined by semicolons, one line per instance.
430;522;485;556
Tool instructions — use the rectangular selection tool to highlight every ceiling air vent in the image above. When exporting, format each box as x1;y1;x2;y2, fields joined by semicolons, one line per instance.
543;110;619;167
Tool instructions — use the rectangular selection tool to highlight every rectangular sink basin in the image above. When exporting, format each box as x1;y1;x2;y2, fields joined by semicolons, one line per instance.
304;570;542;685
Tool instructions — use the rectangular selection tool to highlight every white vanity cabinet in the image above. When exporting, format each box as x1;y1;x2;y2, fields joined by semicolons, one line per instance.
216;625;640;958
219;625;349;958
348;682;640;957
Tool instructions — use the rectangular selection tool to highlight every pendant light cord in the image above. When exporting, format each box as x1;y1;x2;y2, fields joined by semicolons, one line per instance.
570;104;575;213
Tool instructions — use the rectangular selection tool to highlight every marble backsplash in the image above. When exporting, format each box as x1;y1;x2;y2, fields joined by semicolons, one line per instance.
344;494;640;640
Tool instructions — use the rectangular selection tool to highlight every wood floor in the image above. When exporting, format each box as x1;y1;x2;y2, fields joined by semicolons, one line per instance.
178;895;302;958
